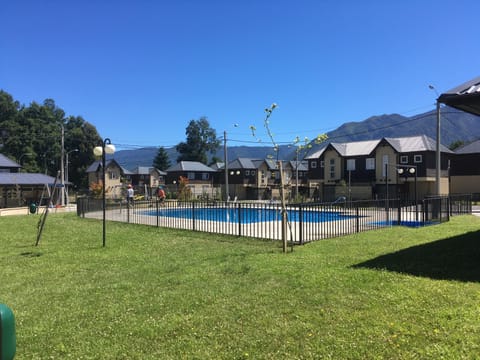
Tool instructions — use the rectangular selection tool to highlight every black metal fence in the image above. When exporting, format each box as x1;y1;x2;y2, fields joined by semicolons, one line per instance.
77;194;472;245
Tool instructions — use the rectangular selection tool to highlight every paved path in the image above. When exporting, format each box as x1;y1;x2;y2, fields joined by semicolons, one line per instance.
473;205;480;217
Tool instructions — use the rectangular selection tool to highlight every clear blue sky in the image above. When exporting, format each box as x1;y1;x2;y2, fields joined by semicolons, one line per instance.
2;0;479;150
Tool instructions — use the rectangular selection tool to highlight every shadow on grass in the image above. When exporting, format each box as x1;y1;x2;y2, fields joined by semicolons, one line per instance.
352;230;480;283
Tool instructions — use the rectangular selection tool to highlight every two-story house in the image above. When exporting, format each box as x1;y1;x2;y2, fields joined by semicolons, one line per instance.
86;159;124;199
165;161;217;199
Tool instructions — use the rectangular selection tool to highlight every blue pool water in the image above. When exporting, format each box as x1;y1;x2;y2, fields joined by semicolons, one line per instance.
142;207;355;224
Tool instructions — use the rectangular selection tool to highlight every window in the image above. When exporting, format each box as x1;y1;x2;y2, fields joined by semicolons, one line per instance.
400;155;408;164
108;171;117;180
251;170;255;176
202;173;209;180
311;161;317;169
329;158;335;179
347;159;356;171
382;154;389;177
187;172;195;180
366;158;375;170
414;155;423;163
245;170;250;176
320;160;325;168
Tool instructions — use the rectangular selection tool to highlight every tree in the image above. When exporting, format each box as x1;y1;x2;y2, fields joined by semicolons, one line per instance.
449;140;465;151
176;117;219;164
153;146;171;170
0;90;102;188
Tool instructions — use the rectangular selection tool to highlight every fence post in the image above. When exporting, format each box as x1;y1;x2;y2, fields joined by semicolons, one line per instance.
356;207;359;233
299;204;303;245
156;200;159;227
238;203;242;237
397;201;401;225
192;201;196;231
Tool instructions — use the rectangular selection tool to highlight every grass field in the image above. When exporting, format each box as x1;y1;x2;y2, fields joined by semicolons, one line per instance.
2;213;480;359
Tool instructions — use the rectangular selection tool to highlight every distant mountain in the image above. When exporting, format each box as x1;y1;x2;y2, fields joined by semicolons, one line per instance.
113;106;480;170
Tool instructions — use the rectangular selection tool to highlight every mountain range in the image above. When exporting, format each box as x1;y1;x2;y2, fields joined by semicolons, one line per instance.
113;107;480;170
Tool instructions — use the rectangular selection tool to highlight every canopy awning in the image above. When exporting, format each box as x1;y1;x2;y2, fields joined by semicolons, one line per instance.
437;76;480;116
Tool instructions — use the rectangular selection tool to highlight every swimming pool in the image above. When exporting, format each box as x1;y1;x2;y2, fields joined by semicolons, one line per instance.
142;206;355;224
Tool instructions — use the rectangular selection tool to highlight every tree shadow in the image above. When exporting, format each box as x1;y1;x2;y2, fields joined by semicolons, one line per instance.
352;230;480;283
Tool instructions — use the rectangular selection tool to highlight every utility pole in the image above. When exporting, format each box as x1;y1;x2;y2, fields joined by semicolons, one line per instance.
224;130;229;202
60;124;65;206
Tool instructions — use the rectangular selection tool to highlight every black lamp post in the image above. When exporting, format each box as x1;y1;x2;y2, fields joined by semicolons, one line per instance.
93;138;115;247
396;165;418;221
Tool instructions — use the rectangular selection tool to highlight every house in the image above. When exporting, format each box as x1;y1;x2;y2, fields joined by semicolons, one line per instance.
219;158;308;201
306;135;453;202
165;161;217;199
86;159;124;199
450;140;480;198
0;154;57;207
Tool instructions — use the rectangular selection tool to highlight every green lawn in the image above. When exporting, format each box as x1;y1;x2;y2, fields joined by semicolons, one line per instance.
2;213;480;359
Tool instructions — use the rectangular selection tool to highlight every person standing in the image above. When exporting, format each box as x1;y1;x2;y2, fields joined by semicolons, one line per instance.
127;184;134;207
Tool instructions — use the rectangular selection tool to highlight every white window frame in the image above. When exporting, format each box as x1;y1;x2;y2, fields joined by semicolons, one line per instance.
347;159;356;171
400;155;408;164
366;158;375;170
382;154;389;177
311;161;317;169
329;158;335;179
251;170;255;176
202;173;209;180
187;172;195;180
414;154;423;163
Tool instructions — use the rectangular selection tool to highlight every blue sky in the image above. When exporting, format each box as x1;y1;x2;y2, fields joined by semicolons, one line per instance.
2;0;479;150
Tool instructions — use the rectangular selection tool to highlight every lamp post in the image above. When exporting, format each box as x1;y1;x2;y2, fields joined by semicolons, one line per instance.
224;130;229;202
396;164;418;221
429;85;441;195
65;149;79;206
93;138;116;247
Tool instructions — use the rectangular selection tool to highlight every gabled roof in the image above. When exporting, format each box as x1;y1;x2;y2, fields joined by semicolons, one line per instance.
0;173;57;185
228;157;258;169
305;146;328;160
331;139;380;157
0;154;21;168
210;162;225;171
384;135;453;153
131;166;151;175
305;135;453;160
86;159;128;174
288;160;308;171
455;139;480;154
166;161;216;172
150;167;167;176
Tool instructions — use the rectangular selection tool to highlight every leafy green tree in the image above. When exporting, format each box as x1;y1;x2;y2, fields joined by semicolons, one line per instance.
449;140;465;151
176;117;219;164
153;146;171;170
0;90;102;188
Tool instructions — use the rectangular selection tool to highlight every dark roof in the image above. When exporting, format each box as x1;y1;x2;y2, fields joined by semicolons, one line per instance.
166;161;216;172
455;139;480;154
0;154;21;168
0;173;57;185
289;160;308;171
305;135;453;160
131;166;151;175
228;158;258;169
86;159;129;174
438;76;480;116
